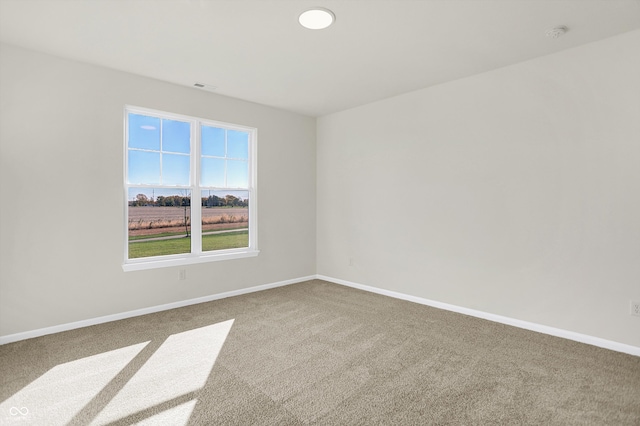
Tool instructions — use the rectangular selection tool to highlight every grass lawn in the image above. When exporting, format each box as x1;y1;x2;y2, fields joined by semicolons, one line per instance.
128;230;249;259
129;231;190;241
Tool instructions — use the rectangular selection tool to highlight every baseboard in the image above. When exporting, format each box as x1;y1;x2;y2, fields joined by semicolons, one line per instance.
0;275;316;345
3;274;638;357
316;275;640;357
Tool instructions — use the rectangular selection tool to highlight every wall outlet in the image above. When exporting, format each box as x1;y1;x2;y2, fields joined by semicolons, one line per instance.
179;269;187;281
631;300;640;317
349;258;355;267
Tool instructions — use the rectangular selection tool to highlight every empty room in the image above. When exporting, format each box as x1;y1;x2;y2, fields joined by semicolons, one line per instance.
1;0;639;424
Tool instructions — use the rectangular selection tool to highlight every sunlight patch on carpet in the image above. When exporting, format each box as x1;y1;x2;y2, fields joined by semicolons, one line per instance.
0;342;149;425
91;319;234;425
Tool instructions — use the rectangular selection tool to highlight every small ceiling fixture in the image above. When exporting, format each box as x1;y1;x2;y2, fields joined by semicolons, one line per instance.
299;8;335;30
545;26;568;39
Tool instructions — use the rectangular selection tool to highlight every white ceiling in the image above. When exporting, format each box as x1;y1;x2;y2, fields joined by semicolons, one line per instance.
1;0;639;117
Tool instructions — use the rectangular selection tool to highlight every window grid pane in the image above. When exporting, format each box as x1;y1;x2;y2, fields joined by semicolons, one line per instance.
128;115;191;186
128;114;160;150
127;188;192;259
128;150;160;185
201;190;249;253
200;126;249;190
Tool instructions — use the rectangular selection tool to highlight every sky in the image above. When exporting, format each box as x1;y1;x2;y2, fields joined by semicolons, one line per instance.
127;113;249;201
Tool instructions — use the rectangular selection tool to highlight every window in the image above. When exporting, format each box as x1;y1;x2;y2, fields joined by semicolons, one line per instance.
123;106;257;271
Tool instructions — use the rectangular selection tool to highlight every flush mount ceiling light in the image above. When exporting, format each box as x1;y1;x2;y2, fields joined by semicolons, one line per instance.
299;8;335;30
545;26;569;39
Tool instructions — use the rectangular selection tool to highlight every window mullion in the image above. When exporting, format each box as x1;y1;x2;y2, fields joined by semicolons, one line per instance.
223;129;228;187
159;119;163;185
191;121;202;255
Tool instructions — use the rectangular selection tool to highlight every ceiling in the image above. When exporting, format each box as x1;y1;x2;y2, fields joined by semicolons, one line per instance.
1;0;639;117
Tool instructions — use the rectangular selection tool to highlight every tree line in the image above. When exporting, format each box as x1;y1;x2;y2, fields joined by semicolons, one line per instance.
129;193;248;208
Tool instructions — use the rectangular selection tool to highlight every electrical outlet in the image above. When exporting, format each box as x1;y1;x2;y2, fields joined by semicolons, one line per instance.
631;300;640;317
349;258;355;267
179;269;186;281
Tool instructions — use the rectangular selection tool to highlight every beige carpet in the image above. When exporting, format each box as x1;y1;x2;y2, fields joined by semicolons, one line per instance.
1;279;639;425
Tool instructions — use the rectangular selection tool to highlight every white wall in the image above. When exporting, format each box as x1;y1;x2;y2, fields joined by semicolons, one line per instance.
317;30;640;347
0;44;316;337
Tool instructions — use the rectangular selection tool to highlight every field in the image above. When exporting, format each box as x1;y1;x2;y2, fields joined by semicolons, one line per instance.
128;206;249;258
129;206;248;233
128;206;248;222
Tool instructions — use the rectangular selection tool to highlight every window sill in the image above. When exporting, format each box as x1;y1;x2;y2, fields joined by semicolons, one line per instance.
122;249;259;272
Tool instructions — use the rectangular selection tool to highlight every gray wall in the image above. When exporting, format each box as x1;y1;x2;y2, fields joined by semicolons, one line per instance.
0;44;317;336
2;31;639;348
317;30;640;347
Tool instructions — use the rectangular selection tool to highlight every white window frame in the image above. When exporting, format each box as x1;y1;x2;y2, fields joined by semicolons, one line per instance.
123;106;258;271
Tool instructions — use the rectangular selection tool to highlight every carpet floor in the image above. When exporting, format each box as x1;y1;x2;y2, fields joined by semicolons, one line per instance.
1;279;639;425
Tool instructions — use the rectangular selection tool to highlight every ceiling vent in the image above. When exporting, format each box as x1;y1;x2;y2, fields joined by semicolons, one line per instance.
193;82;217;91
545;26;568;39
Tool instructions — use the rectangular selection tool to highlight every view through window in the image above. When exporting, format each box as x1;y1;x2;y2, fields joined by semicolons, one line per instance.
124;107;256;269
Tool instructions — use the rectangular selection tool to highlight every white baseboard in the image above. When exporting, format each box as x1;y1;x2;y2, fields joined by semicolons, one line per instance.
0;275;316;345
316;275;640;357
3;273;638;357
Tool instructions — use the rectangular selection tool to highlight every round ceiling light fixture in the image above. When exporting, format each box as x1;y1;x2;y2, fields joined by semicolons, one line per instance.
299;8;335;30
